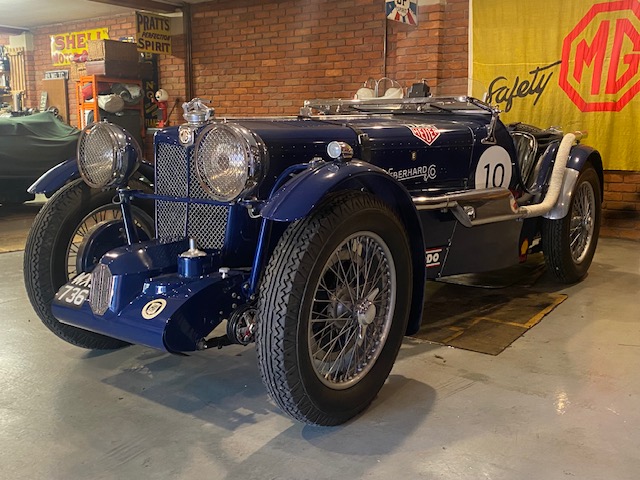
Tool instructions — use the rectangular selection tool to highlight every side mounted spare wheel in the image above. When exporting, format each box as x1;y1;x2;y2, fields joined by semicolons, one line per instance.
256;192;412;426
23;179;154;349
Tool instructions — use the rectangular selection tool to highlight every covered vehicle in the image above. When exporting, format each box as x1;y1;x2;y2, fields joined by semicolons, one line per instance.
0;112;79;204
24;83;602;425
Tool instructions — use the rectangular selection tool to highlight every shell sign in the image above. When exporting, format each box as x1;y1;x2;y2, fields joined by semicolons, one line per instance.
473;0;640;171
50;28;109;66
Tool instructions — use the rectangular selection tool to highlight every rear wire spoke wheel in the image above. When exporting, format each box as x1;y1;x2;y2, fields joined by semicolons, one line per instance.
257;193;412;425
543;163;601;283
24;179;154;349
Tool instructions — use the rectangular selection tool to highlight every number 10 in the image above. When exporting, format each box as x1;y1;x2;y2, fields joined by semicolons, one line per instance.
483;163;505;188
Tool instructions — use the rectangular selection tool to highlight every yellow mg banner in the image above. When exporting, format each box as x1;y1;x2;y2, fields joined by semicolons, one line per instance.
472;0;640;171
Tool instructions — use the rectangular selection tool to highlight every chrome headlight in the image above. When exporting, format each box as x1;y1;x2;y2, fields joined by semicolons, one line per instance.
194;123;266;202
77;122;141;189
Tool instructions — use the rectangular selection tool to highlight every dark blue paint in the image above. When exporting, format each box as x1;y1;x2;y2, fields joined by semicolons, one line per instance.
246;163;310;295
48;103;605;351
261;160;392;221
76;221;130;274
53;269;247;352
28;157;155;195
27;157;77;194
567;144;604;195
178;255;205;278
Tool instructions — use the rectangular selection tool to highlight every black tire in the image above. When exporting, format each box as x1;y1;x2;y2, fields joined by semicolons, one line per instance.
256;192;412;425
542;163;601;283
23;179;154;349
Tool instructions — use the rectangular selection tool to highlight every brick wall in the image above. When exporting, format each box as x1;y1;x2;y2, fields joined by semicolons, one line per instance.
28;13;139;127
156;32;185;127
189;0;383;116
187;0;469;116
602;172;640;240
8;0;640;240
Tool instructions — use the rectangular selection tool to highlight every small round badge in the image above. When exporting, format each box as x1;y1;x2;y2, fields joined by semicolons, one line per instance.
141;299;167;319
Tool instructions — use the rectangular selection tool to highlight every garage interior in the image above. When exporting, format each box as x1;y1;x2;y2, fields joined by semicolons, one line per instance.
1;1;639;479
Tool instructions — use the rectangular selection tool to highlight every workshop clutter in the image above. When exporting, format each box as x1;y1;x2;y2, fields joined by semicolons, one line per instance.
82;39;152;79
87;39;139;63
81;82;143;113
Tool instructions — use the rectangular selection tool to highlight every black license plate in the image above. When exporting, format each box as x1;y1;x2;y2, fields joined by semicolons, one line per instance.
55;272;92;309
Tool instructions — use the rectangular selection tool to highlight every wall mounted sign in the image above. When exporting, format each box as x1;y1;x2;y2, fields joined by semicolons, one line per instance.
44;70;69;80
473;0;640;171
386;0;418;25
39;92;48;111
50;28;109;66
136;11;172;54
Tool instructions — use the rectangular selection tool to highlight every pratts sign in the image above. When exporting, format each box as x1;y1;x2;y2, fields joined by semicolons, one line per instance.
136;11;172;54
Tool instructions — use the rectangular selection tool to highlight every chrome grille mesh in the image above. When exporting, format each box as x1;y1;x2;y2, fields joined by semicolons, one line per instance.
89;263;113;316
155;142;229;249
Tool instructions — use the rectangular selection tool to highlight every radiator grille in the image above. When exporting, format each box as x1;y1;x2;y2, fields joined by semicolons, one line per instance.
155;142;229;249
89;263;113;316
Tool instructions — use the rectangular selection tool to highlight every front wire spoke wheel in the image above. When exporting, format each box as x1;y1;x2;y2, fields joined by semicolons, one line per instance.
257;192;412;426
65;206;151;279
23;179;155;349
309;232;395;389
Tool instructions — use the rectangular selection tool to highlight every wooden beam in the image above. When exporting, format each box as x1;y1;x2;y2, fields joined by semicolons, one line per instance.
0;25;30;35
87;0;181;14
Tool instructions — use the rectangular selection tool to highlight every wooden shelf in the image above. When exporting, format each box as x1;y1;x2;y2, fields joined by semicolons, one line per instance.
76;75;144;136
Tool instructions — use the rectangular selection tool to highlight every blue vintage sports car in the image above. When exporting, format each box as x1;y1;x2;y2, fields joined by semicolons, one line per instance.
24;81;602;425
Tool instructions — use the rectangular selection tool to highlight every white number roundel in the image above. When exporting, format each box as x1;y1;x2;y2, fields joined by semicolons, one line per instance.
474;146;512;189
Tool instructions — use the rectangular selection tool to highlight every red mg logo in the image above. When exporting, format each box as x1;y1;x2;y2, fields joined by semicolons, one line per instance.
559;0;640;112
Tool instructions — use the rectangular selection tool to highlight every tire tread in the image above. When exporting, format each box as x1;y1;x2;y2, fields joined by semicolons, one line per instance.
256;192;408;425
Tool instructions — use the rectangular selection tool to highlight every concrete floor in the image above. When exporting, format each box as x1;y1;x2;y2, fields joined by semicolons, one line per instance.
0;199;45;253
1;237;639;479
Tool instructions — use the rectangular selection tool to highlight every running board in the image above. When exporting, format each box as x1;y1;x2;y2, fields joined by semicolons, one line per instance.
413;188;525;227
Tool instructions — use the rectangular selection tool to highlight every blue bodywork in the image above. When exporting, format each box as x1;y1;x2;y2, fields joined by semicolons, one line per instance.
47;97;603;352
29;158;155;196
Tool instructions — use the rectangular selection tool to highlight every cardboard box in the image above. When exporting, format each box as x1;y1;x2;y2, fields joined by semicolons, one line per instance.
87;39;139;62
69;62;86;80
86;60;150;79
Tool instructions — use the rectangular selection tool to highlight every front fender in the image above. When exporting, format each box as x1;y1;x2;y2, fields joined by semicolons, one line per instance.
28;158;155;195
28;157;77;195
262;159;427;336
260;160;385;221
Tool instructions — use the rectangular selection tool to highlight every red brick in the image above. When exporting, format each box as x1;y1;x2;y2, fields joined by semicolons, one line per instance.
605;173;624;183
608;183;638;193
623;173;640;184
